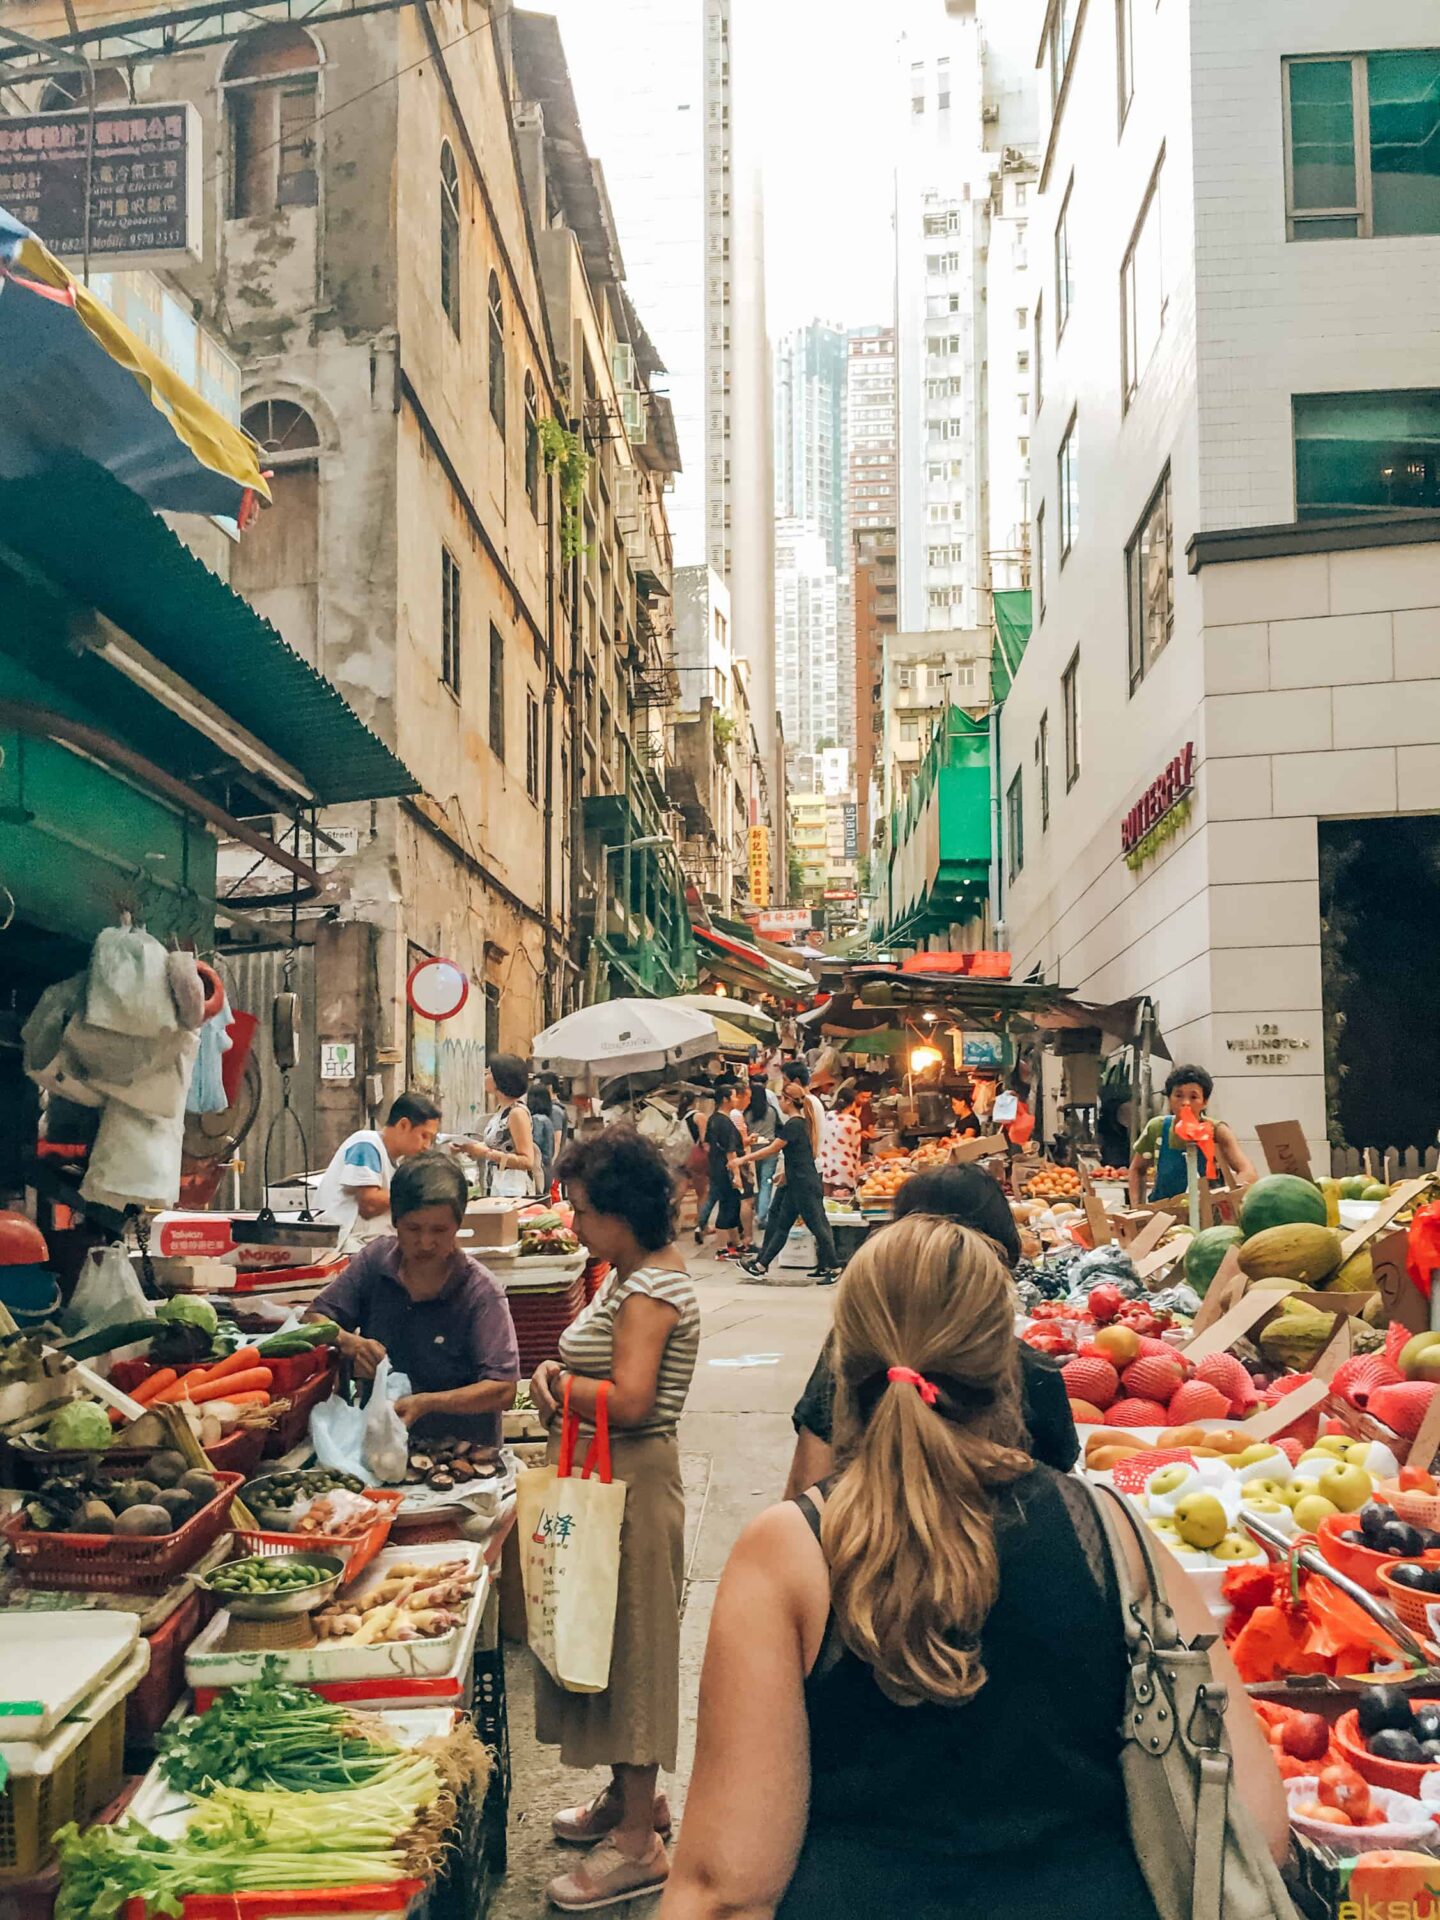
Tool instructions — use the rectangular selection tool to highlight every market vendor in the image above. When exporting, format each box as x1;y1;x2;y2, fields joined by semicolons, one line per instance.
1127;1063;1257;1206
314;1091;442;1251
305;1151;518;1442
782;1164;1078;1499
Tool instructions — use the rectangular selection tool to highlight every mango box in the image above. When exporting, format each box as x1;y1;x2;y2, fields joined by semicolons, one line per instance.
1292;1827;1440;1920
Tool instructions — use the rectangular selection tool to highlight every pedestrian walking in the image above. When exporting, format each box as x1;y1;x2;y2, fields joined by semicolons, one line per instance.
744;1074;780;1228
737;1083;841;1282
695;1082;747;1258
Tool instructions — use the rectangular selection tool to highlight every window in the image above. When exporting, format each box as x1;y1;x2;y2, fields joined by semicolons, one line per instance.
1038;710;1051;828
1058;413;1078;561
233;400;320;661
897;666;915;689
1117;0;1134;127
1046;0;1080;107
1126;467;1173;689
1006;770;1024;881
1034;501;1046;619
1062;649;1081;789
1122;154;1166;405
524;373;540;513
439;143;461;336
488;622;505;757
1284;52;1440;240
487;272;506;434
525;690;541;802
441;547;461;696
900;718;919;742
1294;389;1440;518
1033;296;1044;413
223;25;318;218
1055;176;1074;337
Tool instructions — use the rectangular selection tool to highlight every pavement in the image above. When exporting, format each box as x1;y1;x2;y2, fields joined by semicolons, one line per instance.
487;1249;833;1918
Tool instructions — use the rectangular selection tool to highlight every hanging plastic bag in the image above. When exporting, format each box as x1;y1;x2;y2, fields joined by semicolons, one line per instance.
85;924;177;1039
1407;1202;1440;1298
309;1357;413;1487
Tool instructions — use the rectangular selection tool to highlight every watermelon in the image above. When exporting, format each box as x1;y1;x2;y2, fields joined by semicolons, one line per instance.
1239;1173;1328;1238
1185;1224;1243;1296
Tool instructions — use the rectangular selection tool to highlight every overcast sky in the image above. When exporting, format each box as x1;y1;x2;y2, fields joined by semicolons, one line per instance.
538;0;919;337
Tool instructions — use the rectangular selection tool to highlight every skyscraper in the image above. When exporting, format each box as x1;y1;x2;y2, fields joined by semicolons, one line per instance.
773;322;846;569
774;517;840;761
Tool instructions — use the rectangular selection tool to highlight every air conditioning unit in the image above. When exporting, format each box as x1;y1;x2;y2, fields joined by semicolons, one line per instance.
611;342;636;389
618;388;648;445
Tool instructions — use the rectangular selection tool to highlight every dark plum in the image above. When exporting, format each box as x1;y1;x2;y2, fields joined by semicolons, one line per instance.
1357;1684;1419;1738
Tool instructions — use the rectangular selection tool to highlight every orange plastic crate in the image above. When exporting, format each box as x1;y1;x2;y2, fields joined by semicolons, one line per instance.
232;1489;403;1584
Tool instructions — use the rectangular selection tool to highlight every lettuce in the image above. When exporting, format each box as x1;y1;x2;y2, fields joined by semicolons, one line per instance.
156;1296;218;1338
45;1401;114;1451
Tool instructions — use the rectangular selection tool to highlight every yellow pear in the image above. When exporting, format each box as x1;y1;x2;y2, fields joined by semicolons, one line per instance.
1292;1493;1340;1532
1174;1492;1228;1551
1212;1534;1263;1561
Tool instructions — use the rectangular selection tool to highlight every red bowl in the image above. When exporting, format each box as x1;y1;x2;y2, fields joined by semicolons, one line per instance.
1316;1513;1440;1595
1377;1563;1440;1638
1335;1707;1440;1794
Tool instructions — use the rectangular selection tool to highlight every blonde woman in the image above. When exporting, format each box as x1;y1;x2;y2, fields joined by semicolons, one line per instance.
664;1216;1288;1920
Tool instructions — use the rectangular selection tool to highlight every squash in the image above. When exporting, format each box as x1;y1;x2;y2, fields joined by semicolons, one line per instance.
1240;1173;1329;1236
1237;1222;1344;1286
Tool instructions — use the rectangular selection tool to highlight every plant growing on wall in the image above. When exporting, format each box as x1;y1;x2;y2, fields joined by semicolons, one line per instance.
539;416;589;563
712;711;737;753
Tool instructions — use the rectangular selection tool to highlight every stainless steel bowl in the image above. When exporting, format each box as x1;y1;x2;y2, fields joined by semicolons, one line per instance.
199;1550;346;1620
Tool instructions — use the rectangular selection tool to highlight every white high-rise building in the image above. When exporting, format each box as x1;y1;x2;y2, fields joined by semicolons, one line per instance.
775;517;840;760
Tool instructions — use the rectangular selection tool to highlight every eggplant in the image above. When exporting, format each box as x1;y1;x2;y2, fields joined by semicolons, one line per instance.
1357;1683;1418;1738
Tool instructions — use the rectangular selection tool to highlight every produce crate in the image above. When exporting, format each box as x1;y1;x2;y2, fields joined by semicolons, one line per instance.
261;1366;335;1459
128;1589;205;1743
119;1883;425;1919
113;1346;334;1400
231;1489;403;1585
2;1473;243;1593
508;1277;587;1375
0;1648;141;1878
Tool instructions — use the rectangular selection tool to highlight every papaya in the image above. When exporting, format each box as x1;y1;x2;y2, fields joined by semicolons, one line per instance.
1237;1222;1344;1286
1240;1173;1329;1237
1185;1224;1243;1296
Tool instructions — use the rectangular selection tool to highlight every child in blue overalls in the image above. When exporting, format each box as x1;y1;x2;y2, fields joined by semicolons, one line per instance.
1128;1063;1257;1205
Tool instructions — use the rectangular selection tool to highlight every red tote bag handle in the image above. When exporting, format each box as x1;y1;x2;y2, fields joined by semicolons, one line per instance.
555;1378;613;1483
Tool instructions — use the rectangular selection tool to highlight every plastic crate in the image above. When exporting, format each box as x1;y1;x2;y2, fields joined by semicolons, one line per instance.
2;1473;243;1593
260;1364;336;1458
232;1489;403;1585
119;1883;424;1919
128;1589;205;1743
0;1656;135;1878
114;1347;334;1400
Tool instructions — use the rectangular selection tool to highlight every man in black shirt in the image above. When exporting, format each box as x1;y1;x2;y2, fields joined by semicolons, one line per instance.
697;1082;747;1258
737;1085;842;1282
782;1163;1078;1497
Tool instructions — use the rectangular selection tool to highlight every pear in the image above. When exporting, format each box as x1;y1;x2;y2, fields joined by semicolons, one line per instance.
1316;1462;1373;1514
1292;1493;1340;1532
1147;1464;1192;1499
1212;1533;1264;1561
1174;1491;1228;1551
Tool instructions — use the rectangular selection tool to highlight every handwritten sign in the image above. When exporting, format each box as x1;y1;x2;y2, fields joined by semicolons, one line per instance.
1373;1229;1427;1335
1256;1122;1314;1183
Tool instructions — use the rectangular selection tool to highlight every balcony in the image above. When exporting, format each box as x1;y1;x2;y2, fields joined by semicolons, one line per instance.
872;705;992;948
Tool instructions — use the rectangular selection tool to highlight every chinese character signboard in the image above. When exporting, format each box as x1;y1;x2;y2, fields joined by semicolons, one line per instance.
0;104;201;266
747;824;770;903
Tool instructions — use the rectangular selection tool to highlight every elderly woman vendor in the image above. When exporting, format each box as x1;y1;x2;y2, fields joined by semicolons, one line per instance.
306;1151;519;1440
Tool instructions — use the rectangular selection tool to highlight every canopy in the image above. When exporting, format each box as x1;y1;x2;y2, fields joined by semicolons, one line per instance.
712;1015;761;1053
670;993;777;1038
531;998;719;1077
0;209;268;522
840;1028;908;1058
692;924;814;999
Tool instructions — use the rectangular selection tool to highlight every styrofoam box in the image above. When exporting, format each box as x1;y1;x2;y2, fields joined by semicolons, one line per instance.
0;1612;140;1745
1;1643;150;1777
185;1540;488;1689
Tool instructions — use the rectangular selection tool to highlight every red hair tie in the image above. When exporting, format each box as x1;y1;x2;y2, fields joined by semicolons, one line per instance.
887;1366;939;1406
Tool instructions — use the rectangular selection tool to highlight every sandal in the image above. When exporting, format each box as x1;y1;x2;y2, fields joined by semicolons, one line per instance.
552;1787;672;1845
547;1836;670;1910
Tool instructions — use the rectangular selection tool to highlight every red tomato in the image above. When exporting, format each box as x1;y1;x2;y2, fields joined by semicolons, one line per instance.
1401;1465;1439;1495
1296;1802;1354;1827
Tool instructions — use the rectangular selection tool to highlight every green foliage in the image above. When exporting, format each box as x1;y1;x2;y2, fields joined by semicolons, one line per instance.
538;417;589;563
712;711;738;752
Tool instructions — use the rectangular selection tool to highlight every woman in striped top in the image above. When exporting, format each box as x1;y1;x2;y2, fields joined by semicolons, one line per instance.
530;1125;700;1914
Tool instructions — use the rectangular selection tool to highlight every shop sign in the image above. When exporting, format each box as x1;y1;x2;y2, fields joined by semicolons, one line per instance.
747;824;770;900
1225;1023;1312;1068
962;1034;1006;1068
0;103;202;265
1121;743;1195;871
320;1040;358;1081
753;907;812;936
823;888;857;902
842;802;859;859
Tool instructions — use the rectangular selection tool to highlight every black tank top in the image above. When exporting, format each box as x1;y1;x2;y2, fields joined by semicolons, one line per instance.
779;1467;1161;1920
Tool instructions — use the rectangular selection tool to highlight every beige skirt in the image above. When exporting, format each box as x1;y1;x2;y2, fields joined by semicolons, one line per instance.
533;1428;684;1773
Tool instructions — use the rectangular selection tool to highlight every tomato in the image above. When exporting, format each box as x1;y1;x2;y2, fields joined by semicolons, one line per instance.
1296;1802;1353;1827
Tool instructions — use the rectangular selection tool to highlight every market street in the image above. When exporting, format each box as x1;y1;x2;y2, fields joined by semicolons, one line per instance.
491;1257;832;1918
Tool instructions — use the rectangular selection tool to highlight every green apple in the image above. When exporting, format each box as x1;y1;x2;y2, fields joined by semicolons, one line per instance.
1317;1463;1373;1513
1174;1492;1228;1551
1212;1534;1263;1561
1292;1493;1340;1532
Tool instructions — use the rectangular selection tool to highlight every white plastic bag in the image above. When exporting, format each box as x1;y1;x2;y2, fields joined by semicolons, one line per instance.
66;1244;155;1361
309;1358;412;1487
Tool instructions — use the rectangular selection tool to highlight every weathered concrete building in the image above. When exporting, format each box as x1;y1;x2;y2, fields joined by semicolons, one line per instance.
0;0;683;1168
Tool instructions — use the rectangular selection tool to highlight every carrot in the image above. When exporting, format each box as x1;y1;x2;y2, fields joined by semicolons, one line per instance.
212;1390;270;1408
153;1373;203;1404
183;1367;273;1404
130;1367;179;1406
190;1346;261;1388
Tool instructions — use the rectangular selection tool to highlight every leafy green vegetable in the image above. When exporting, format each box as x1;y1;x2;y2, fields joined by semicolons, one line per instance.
156;1296;219;1338
44;1402;113;1451
158;1659;402;1796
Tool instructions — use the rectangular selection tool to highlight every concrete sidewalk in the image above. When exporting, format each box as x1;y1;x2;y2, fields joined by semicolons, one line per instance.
488;1257;833;1918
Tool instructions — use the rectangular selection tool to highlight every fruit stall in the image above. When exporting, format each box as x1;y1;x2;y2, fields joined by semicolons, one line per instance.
0;1284;518;1919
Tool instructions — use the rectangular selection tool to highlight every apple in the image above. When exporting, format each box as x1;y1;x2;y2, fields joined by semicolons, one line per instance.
1316;1463;1374;1514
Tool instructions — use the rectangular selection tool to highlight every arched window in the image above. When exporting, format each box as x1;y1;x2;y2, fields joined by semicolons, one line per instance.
223;25;319;218
234;399;321;663
38;67;128;111
439;143;461;337
524;372;540;513
487;271;506;435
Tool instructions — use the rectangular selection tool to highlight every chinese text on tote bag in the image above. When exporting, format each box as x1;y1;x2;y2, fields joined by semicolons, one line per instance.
517;1380;628;1693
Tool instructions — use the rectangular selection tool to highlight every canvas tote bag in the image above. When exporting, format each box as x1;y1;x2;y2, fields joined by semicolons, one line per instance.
517;1380;628;1693
1087;1482;1297;1920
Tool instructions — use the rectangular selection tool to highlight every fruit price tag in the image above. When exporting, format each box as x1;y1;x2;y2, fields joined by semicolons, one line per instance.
1125;1211;1176;1264
1338;1180;1430;1263
1373;1229;1428;1335
1084;1195;1114;1246
951;1133;1006;1166
1243;1376;1328;1443
1256;1122;1314;1183
1010;1155;1046;1191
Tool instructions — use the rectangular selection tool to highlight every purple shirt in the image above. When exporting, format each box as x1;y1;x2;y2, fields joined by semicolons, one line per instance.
311;1237;519;1445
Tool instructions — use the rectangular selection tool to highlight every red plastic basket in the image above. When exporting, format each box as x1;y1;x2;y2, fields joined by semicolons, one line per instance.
120;1882;424;1919
261;1364;336;1458
129;1589;205;1740
1335;1706;1440;1794
1377;1563;1440;1638
232;1489;403;1585
2;1471;243;1592
113;1346;334;1400
1316;1513;1440;1595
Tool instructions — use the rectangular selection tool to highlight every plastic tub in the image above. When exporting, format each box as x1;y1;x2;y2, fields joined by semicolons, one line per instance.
0;1645;145;1877
129;1589;205;1742
1335;1707;1440;1795
232;1489;402;1585
1316;1514;1440;1596
261;1365;337;1458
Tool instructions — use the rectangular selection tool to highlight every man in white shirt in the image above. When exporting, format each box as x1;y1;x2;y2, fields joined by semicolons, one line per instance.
315;1092;442;1251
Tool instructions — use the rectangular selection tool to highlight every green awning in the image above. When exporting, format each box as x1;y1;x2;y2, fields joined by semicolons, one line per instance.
0;461;416;806
991;589;1033;704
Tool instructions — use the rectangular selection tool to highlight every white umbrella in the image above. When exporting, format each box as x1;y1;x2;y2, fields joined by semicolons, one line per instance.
531;998;720;1077
671;993;777;1038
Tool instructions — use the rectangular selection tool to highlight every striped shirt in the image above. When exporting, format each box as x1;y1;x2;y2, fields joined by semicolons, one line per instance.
559;1264;700;1437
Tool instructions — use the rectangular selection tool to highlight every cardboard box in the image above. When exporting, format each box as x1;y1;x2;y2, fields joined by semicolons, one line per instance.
464;1199;529;1248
